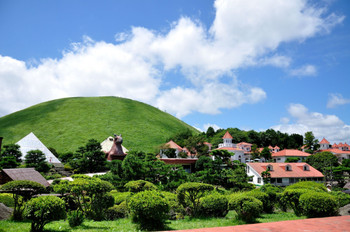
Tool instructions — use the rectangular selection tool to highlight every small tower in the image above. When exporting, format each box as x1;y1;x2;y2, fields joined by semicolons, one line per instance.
319;138;330;150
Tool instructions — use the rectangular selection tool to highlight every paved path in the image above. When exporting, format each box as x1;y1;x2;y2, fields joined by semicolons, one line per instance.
166;215;350;232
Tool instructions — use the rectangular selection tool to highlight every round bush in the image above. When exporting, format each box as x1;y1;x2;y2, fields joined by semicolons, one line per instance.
105;201;129;220
281;189;310;216
160;191;185;220
0;193;15;207
109;190;131;205
329;191;350;207
24;196;66;232
246;189;273;213
128;190;169;230
124;180;157;193
229;195;263;222
68;210;84;227
299;192;338;218
199;193;228;217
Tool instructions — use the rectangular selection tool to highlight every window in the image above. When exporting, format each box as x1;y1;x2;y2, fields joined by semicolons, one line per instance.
277;158;281;161
286;165;292;171
267;165;273;171
257;178;261;184
277;178;282;183
303;165;309;171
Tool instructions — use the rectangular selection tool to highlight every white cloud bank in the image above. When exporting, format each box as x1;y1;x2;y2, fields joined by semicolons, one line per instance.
0;0;344;117
327;93;350;108
272;104;350;143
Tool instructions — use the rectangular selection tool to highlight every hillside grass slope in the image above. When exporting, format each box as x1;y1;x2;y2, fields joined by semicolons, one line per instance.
0;97;198;153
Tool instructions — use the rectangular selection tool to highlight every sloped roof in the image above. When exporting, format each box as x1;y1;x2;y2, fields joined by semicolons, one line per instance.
320;138;330;144
237;142;252;146
272;149;311;157
322;148;350;155
16;132;61;164
2;168;49;187
222;131;233;139
216;147;244;152
247;162;324;178
101;136;129;153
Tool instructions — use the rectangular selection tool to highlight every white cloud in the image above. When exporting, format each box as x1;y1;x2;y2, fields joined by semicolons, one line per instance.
0;0;344;117
272;103;350;143
203;123;221;132
289;65;317;77
327;93;350;108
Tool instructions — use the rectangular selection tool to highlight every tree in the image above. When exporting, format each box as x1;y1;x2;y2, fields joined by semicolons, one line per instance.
260;147;271;161
251;144;260;160
183;135;208;157
25;150;50;173
261;170;271;183
0;144;22;169
206;126;215;138
72;139;107;173
306;151;338;183
304;131;320;154
24;196;66;232
1;180;45;220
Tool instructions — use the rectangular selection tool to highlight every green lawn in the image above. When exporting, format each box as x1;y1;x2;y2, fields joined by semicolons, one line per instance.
0;211;305;232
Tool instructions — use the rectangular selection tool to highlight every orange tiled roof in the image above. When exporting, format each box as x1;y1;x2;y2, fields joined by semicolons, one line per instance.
247;162;324;178
222;131;233;139
272;149;311;157
322;148;350;154
166;140;183;151
237;142;252;146
320;138;330;144
216;147;244;151
274;146;280;149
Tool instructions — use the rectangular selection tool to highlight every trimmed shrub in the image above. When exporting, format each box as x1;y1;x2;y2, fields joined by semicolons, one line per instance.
161;191;185;220
299;192;338;218
128;190;169;230
105;201;129;220
68;210;84;227
229;195;263;222
124;180;157;193
177;182;214;216
329;191;350;207
110;190;132;205
281;189;310;216
286;181;327;192
199;192;228;217
246;189;273;213
89;193;115;221
0;193;15;207
24;196;66;232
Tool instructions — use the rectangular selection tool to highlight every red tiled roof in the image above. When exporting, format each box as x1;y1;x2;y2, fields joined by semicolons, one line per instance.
274;146;280;149
222;131;233;139
268;145;273;149
247;162;324;178
272;149;310;157
160;158;197;165
237;142;252;146
216;147;244;151
166;140;183;151
322;148;350;154
204;142;212;146
320;138;330;144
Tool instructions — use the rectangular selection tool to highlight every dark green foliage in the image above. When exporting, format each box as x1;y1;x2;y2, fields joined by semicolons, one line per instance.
304;131;320;154
70;139;107;173
128;190;169;230
259;184;283;210
67;210;84;227
246;189;273;213
124;180;157;193
228;195;263;222
183;135;209;157
162;148;177;158
109;190;131;205
285;157;300;163
306;152;339;172
199;192;228;217
105;201;129;220
260;147;271;160
225;166;255;191
0;144;22;168
0;193;15;207
177;182;214;216
24;196;66;232
281;189;310;216
299;192;338;218
24;150;51;173
160;191;185;220
1;180;45;220
329;191;350;207
89;193;115;221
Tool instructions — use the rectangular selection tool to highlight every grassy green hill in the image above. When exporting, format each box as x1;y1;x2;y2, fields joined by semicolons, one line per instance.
0;97;198;153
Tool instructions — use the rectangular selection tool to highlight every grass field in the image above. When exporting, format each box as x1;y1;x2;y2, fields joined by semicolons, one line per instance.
0;96;198;153
0;211;305;232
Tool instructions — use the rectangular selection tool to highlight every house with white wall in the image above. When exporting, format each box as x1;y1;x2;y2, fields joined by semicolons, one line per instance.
216;131;251;163
318;138;350;162
246;162;324;186
272;149;311;163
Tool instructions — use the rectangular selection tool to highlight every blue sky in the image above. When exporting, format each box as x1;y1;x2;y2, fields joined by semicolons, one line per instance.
0;0;349;143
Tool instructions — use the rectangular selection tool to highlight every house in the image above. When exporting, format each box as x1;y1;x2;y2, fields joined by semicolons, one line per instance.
16;132;61;166
216;131;251;163
272;149;311;163
318;138;350;162
246;162;324;186
159;158;197;173
0;168;49;187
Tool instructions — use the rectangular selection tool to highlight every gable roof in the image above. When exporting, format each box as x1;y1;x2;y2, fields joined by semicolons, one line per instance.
164;140;184;151
222;131;233;139
322;148;350;155
1;168;49;187
101;136;129;153
320;138;330;144
247;162;323;178
272;149;311;157
16;132;61;164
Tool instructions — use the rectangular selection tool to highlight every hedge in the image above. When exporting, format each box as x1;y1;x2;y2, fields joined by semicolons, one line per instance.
228;195;263;222
199;192;228;217
299;191;338;218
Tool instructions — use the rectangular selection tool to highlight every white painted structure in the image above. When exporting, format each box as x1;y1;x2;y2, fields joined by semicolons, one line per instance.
101;136;129;154
16;132;61;164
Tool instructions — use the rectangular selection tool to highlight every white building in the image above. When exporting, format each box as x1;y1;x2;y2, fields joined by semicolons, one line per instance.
272;149;311;163
318;138;350;162
16;132;61;165
216;131;251;163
